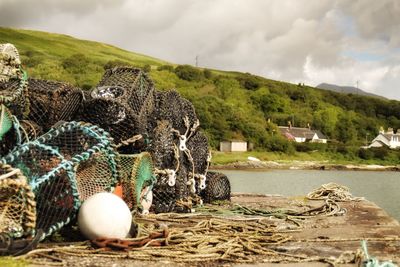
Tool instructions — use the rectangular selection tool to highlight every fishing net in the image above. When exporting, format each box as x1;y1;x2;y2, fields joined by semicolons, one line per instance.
0;164;36;239
150;90;197;134
119;152;155;210
80;67;155;147
1;121;118;240
147;92;211;212
201;171;231;204
0;105;40;157
0;44;29;119
27;78;84;132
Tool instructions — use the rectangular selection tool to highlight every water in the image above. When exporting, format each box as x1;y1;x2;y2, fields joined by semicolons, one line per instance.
219;169;400;221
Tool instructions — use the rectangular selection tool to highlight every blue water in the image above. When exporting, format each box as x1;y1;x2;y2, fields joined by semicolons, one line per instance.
219;169;400;221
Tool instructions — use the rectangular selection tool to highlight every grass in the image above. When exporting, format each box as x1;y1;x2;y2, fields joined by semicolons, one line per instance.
211;150;399;166
0;257;29;267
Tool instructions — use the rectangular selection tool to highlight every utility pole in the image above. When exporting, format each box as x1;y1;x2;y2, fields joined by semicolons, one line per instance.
195;55;199;67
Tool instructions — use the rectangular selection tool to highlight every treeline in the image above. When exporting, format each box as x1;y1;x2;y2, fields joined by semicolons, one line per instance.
148;65;400;152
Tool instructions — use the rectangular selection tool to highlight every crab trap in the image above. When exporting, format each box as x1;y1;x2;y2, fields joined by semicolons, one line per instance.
27;78;84;132
0;43;29;119
118;152;155;212
0;164;36;239
0;121;119;240
80;67;155;148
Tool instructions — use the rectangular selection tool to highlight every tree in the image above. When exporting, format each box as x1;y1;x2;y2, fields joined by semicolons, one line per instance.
335;112;357;143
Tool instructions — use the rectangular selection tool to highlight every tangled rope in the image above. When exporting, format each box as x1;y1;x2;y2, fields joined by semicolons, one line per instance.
307;183;364;202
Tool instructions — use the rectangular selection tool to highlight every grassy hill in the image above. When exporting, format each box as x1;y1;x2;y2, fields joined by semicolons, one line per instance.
1;27;400;164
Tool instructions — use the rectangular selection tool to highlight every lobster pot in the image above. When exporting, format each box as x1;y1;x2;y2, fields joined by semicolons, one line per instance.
201;172;231;204
187;131;209;175
0;105;40;157
27;79;83;131
119;152;155;210
80;67;155;147
152;175;177;213
0;74;29;119
151;90;198;134
1;121;119;240
0;164;36;238
82;97;139;146
97;67;155;122
0;43;29;118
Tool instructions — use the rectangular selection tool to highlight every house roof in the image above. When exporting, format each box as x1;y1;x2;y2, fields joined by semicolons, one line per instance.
381;133;400;141
278;126;326;140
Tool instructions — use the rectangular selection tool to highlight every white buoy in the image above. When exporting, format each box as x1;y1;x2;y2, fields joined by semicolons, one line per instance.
78;192;132;240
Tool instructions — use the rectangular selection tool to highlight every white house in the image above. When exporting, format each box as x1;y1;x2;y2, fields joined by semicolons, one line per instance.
220;140;247;152
369;128;400;149
278;126;327;143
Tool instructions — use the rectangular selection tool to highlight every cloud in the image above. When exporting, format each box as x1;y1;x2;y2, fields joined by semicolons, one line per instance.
0;0;399;99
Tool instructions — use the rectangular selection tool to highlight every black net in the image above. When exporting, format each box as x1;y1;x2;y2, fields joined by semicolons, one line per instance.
27;78;84;132
201;171;231;204
80;67;155;146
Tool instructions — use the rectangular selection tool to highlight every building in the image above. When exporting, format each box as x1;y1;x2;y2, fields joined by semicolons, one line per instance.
278;126;327;143
220;140;247;152
369;128;400;149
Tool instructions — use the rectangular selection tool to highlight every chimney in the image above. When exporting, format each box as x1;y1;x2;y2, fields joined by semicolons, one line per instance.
307;123;311;130
288;121;292;129
387;128;394;134
379;126;384;134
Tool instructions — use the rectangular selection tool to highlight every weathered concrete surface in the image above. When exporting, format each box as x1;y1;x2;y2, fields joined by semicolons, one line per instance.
231;193;400;267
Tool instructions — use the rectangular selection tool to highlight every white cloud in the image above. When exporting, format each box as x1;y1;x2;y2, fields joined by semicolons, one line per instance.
0;0;399;99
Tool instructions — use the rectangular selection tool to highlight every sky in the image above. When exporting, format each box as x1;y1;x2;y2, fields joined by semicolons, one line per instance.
0;0;399;100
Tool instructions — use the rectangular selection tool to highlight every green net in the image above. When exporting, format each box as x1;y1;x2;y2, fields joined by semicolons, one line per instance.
119;152;155;211
0;164;36;239
1;121;118;240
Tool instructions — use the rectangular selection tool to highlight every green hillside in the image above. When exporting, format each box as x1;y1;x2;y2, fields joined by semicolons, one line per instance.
1;27;400;164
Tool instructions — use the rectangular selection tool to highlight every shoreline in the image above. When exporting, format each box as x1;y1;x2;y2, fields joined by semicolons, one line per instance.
211;160;400;171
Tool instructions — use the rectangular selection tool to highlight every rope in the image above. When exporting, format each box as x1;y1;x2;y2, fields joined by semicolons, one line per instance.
307;182;364;202
361;240;397;267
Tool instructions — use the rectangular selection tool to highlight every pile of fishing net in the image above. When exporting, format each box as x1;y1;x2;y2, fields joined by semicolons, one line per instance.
79;66;231;213
0;43;231;254
0;121;119;242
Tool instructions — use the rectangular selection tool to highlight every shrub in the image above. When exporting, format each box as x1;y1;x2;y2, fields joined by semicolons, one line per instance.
265;135;294;153
174;65;203;81
358;148;373;160
371;147;389;160
143;64;151;73
103;59;132;70
236;73;261;90
203;69;213;79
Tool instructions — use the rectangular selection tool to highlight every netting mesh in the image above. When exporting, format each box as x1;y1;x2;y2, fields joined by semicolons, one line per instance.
0;44;21;82
0;164;36;238
27;78;83;132
0;43;29;119
80;67;154;147
1;121;118;240
201;171;231;204
119;152;155;210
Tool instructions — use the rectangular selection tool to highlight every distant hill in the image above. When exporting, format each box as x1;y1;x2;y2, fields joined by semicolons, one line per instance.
316;83;386;99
